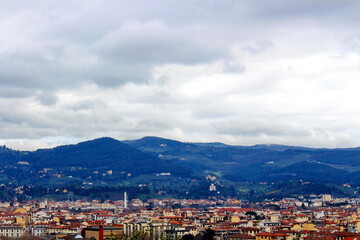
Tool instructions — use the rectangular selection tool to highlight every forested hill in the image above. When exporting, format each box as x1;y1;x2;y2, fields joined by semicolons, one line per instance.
0;137;191;186
0;136;359;200
23;137;188;175
125;136;360;183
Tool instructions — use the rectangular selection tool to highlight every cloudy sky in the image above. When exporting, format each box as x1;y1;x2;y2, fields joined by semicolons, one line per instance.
1;0;360;150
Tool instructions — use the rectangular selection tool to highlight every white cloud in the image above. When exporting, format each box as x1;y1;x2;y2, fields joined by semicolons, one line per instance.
1;0;360;150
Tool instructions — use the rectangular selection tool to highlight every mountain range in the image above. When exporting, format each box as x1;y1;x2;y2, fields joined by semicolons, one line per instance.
0;136;359;200
124;136;360;182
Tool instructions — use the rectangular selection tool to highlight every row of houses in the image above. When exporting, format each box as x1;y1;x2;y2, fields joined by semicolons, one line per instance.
0;196;358;239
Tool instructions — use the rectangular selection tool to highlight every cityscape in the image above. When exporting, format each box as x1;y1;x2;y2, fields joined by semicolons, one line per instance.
0;193;360;240
0;137;358;240
2;1;360;240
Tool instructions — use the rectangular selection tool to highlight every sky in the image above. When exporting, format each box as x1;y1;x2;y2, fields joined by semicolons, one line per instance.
1;0;360;150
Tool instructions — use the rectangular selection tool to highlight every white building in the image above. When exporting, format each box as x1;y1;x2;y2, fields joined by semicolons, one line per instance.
0;225;25;238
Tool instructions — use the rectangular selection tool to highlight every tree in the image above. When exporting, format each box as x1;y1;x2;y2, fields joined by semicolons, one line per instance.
204;228;215;240
182;234;195;240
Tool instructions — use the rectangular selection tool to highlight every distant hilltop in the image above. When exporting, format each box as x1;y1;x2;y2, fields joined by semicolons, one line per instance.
0;136;359;200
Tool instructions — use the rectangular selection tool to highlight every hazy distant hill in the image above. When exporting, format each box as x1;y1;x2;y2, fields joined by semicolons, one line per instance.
0;136;358;184
0;145;21;165
0;136;359;200
270;161;348;182
27;137;191;175
123;136;188;150
125;136;360;183
25;137;162;172
0;137;192;189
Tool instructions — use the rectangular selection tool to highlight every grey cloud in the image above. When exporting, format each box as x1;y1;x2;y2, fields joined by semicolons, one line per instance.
242;40;274;56
36;91;58;106
65;100;107;112
213;120;312;138
243;0;358;20
342;36;360;55
1;0;360;149
222;59;246;74
0;51;46;88
92;20;229;86
0;86;33;98
133;118;173;133
0;11;232;94
0;46;88;93
4;0;351;97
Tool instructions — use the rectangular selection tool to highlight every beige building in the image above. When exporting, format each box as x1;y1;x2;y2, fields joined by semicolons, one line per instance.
0;225;25;238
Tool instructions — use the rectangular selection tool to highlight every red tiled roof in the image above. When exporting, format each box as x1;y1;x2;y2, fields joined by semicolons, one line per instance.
256;233;289;237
